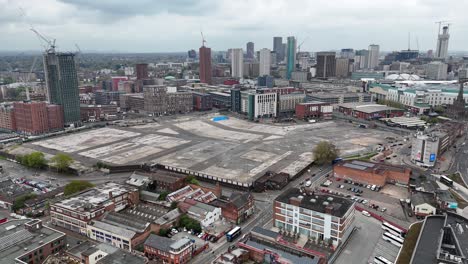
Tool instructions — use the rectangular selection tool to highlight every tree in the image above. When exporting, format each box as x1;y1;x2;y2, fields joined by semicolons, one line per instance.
179;215;202;233
12;193;37;212
159;228;170;237
313;141;339;165
185;175;200;186
50;153;73;172
170;201;178;209
158;191;169;201
64;180;94;196
20;152;47;169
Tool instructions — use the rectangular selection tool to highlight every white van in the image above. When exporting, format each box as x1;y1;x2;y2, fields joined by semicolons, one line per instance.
305;181;312;187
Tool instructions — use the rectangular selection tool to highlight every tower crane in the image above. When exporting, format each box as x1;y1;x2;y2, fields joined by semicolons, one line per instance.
435;20;450;34
30;28;56;53
297;36;310;53
200;31;207;47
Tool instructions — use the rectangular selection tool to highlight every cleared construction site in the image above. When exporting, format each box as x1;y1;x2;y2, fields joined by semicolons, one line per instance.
23;114;400;187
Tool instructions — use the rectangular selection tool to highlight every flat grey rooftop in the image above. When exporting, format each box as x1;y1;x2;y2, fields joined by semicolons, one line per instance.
411;215;446;264
0;219;65;264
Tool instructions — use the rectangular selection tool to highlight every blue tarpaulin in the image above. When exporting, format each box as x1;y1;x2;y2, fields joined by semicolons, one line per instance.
212;116;228;122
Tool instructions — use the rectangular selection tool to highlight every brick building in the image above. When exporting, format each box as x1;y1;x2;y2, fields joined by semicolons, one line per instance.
295;101;333;120
111;76;128;91
210;192;255;224
333;160;411;186
192;92;213;111
132;170;186;192
0;219;66;264
80;104;118;122
120;93;144;112
50;182;139;235
13;101;64;135
135;63;149;80
47;104;64;130
337;102;405;120
144;234;194;264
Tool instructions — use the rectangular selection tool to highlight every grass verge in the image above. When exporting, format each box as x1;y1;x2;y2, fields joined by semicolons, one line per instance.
449;189;468;209
396;222;423;264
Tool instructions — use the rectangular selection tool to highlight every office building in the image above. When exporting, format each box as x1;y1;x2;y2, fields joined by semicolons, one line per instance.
257;75;274;88
230;88;242;112
411;132;439;167
192;92;213;111
50;182;139;235
273;188;355;247
0;219;66;264
246;42;254;59
273;37;284;62
231;48;244;78
335;58;351;78
278;92;306;114
340;48;354;59
367;44;380;69
144;235;194;264
135;63;148;80
291;71;308;82
316;52;336;78
354;49;369;69
426;61;448;80
187;49;196;59
199;46;212;84
286;36;297;79
436;26;450;59
144;85;192;115
95;90;124;106
43;52;80;125
259;48;271;76
308;92;371;105
334;160;411;186
240;91;277;120
243;62;259;78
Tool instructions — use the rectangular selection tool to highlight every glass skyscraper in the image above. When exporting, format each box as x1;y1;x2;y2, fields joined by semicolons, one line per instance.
286;36;296;80
43;52;80;125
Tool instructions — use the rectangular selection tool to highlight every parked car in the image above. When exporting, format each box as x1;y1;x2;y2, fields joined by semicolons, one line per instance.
362;210;371;217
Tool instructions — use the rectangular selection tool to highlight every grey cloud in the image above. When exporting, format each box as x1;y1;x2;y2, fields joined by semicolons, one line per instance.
58;0;218;17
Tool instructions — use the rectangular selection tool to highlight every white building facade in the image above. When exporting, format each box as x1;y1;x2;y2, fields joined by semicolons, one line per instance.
259;48;271;76
231;48;244;78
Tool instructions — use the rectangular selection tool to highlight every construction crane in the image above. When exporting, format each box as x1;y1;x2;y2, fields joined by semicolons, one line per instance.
200;31;207;47
30;28;56;52
435;20;451;34
297;36;310;53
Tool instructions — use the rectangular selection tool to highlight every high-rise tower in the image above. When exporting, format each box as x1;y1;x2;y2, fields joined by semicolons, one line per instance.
246;42;254;59
273;37;283;62
259;48;271;76
231;49;244;78
286;36;297;79
199;46;212;84
436;26;450;59
43;52;80;125
367;44;380;69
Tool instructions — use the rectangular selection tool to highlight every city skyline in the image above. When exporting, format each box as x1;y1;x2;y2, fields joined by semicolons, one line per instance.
1;0;468;53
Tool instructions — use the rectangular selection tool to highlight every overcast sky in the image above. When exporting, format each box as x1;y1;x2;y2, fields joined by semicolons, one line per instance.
1;0;467;53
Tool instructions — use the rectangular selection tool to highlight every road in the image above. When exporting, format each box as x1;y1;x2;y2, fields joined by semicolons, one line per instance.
192;165;333;264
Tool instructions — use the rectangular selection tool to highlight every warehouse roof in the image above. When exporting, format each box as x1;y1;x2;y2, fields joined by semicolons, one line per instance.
338;102;402;113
